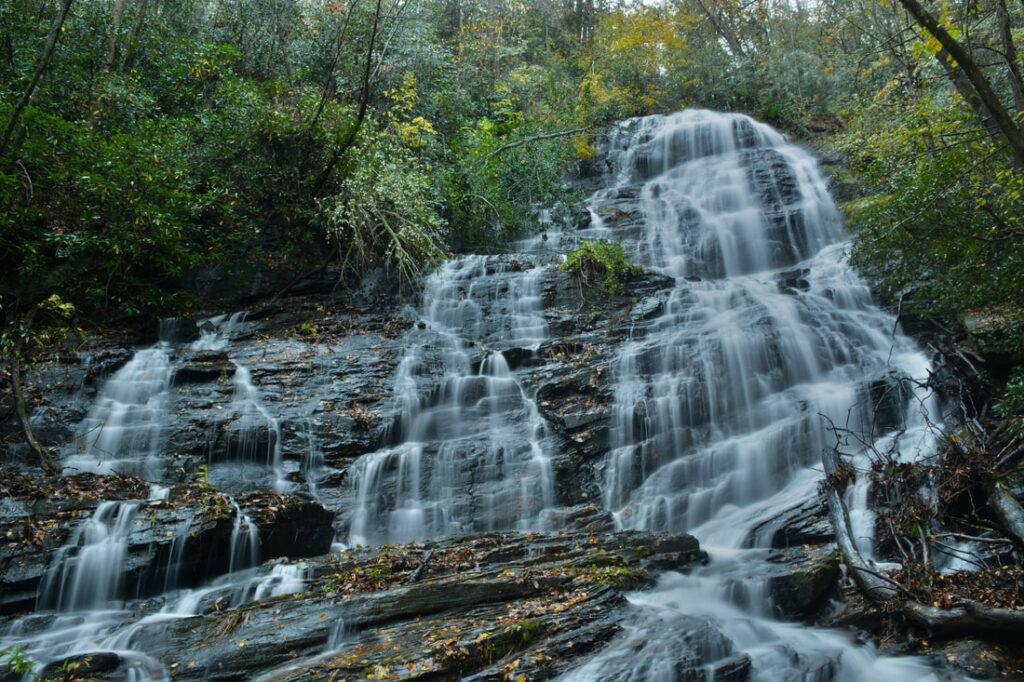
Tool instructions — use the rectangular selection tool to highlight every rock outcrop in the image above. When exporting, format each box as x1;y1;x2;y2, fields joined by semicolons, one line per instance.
0;472;334;615
123;530;707;681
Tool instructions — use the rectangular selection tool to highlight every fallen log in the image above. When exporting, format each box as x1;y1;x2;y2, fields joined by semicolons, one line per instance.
903;599;1024;635
984;480;1024;548
821;448;900;602
822;448;1024;637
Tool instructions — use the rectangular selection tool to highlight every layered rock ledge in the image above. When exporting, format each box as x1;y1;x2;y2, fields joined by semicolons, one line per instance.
0;471;334;615
84;530;707;681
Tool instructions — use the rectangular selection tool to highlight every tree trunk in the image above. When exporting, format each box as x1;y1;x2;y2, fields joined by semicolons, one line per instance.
821;448;901;602
9;352;59;475
934;48;1005;143
689;0;746;59
122;0;151;71
897;0;1024;167
8;308;60;475
995;0;1024;115
102;0;129;72
0;0;75;160
303;0;361;146
312;0;384;197
274;0;295;83
985;480;1024;548
902;599;1024;635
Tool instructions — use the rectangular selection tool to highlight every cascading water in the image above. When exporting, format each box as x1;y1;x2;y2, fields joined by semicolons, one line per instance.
36;501;141;612
348;256;556;544
62;345;173;479
228;499;260;574
3;311;298;681
211;362;287;494
61;312;247;479
558;110;942;679
3;495;291;682
4;109;957;680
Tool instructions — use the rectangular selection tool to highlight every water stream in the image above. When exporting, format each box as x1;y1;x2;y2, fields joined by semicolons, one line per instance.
4;110;953;680
554;111;943;679
348;256;557;544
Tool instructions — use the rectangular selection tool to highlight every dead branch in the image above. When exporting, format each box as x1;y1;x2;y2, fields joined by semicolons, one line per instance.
984;480;1024;548
823;447;1024;637
484;127;595;161
822;447;901;602
406;549;434;584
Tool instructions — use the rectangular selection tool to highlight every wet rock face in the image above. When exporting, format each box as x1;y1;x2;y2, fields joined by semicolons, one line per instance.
173;349;235;384
743;496;840;619
6;251;682;554
8;236;679;524
764;545;840;619
531;267;677;507
0;472;334;615
15;286;415;492
127;530;706;682
746;497;835;549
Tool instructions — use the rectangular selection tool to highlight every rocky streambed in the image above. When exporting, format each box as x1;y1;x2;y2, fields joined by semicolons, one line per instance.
0;259;846;680
0;460;730;680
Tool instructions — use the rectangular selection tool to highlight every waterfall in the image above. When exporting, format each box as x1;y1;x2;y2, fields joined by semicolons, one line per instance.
556;110;941;679
36;501;141;612
347;256;556;544
9;110;952;680
62;346;173;479
216;362;287;494
61;311;247;479
228;500;260;574
591;110;937;540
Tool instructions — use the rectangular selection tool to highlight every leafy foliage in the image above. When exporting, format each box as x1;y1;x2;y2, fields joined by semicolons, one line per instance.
560;239;642;295
995;368;1024;438
0;644;35;677
841;95;1024;320
0;0;585;344
322;124;446;285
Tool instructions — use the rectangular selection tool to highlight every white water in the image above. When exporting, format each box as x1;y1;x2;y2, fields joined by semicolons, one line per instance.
12;110;956;680
556;110;944;679
3;491;291;682
61;312;247;479
216;362;288;494
348;256;556;544
228;499;261;574
36;501;141;612
62;346;173;479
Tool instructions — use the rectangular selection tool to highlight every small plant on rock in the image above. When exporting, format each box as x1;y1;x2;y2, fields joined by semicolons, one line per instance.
347;403;377;431
1;645;35;678
560;240;642;296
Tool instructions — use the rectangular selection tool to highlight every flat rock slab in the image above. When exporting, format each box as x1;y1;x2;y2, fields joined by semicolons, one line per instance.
118;530;706;681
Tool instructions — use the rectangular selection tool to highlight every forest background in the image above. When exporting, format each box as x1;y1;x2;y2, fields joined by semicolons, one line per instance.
3;0;1024;447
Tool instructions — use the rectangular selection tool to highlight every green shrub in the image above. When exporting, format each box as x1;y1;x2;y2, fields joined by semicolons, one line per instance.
996;366;1024;439
321;124;445;285
560;239;642;296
